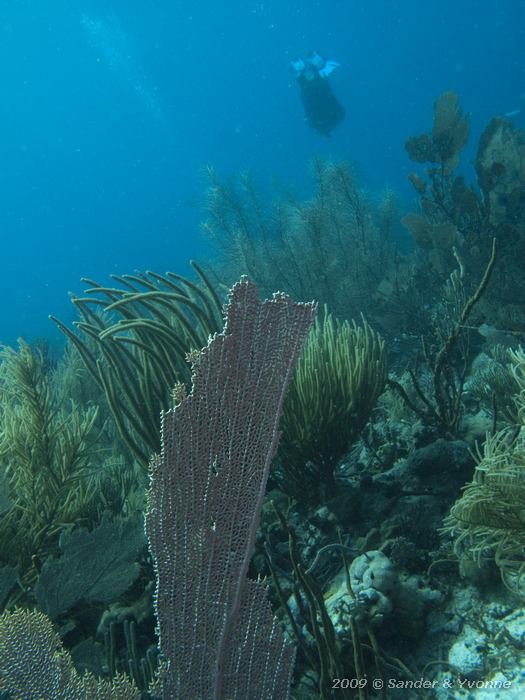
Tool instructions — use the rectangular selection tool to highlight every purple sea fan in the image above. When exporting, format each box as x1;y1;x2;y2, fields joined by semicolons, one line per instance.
145;277;316;700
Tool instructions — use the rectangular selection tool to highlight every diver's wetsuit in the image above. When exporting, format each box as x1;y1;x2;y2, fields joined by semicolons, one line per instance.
297;72;345;136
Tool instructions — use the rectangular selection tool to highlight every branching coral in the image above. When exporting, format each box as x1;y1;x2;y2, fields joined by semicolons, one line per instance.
202;159;402;330
444;347;525;596
275;311;387;505
468;344;521;428
0;340;100;568
406;91;469;174
403;91;485;275
405;92;525;336
51;261;223;465
388;239;497;436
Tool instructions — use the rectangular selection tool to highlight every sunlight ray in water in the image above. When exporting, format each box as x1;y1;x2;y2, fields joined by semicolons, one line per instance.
81;12;164;122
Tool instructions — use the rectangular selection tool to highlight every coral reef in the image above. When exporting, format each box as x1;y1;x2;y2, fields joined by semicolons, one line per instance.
2;90;525;700
1;277;314;699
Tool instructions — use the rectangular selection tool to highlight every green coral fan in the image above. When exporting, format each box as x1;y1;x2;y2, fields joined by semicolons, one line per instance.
35;516;144;619
276;312;387;504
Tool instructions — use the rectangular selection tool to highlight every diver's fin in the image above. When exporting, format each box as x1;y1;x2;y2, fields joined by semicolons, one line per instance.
319;60;340;78
290;58;306;75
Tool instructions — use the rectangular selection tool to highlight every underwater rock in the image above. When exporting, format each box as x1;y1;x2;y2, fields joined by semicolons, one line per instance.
503;609;525;647
392;572;443;638
404;438;474;495
448;624;488;679
426;586;525;698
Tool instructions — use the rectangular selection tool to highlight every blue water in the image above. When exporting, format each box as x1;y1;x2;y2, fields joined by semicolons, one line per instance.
0;0;524;345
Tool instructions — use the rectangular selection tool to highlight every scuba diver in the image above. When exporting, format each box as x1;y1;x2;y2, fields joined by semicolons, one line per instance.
290;51;345;136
